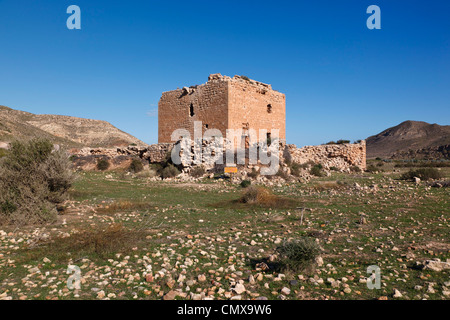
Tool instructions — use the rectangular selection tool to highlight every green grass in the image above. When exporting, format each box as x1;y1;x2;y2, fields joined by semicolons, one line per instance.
0;169;449;300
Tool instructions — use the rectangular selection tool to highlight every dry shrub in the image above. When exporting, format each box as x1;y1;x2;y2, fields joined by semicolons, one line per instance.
289;162;302;177
350;165;362;173
276;238;321;272
240;186;276;205
160;164;180;179
238;186;297;208
128;158;144;173
190;166;206;178
96;200;152;214
312;181;346;192
0;138;75;226
135;169;157;179
90;223;136;255
247;168;259;179
19;223;145;262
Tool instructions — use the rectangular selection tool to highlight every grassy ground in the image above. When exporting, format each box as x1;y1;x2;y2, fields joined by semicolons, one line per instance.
0;164;449;300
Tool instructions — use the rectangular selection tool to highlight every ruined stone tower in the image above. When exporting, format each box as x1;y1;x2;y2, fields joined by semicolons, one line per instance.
158;74;286;144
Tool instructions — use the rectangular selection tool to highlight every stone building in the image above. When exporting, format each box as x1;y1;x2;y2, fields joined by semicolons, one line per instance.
158;74;286;145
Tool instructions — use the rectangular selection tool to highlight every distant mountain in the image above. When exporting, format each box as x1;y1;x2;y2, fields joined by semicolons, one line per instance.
366;120;450;159
0;105;145;148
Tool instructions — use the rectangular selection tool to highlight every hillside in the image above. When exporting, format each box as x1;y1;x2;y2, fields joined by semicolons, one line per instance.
0;105;145;148
366;120;450;159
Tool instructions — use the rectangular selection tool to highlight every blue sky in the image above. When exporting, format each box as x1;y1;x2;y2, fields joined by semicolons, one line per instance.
0;0;449;146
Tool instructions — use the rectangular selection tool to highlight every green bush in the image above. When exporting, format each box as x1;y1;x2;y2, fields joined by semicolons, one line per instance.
325;140;350;145
350;165;362;173
330;166;339;171
128;159;144;173
400;168;443;181
240;180;251;188
160;164;180;179
96;158;110;171
0;138;75;225
310;164;323;177
276;238;321;271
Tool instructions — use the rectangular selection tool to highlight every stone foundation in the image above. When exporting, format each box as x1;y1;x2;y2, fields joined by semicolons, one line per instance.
70;140;366;173
285;141;366;171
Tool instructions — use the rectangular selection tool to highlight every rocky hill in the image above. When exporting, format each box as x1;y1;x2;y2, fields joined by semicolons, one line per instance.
366;120;450;159
0;105;145;148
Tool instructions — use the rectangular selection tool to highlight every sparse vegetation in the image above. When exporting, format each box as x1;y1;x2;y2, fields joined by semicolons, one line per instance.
366;164;381;173
399;168;444;181
394;161;450;168
0;163;449;300
325;140;350;145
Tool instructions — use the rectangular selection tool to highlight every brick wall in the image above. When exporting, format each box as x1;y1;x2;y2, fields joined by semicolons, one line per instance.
158;74;286;144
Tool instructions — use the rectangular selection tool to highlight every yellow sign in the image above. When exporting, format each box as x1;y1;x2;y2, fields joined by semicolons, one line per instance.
224;167;238;173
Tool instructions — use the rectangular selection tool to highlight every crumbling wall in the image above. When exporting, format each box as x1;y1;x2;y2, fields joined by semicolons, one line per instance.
286;141;366;171
71;144;173;170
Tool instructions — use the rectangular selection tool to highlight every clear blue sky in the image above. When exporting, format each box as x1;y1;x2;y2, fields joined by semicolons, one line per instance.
0;0;449;146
